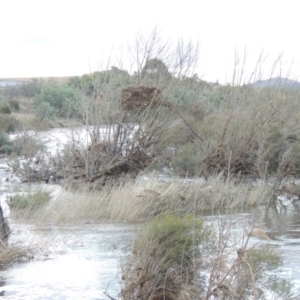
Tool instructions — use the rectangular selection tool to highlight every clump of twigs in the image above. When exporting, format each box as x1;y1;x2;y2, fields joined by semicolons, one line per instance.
121;86;165;112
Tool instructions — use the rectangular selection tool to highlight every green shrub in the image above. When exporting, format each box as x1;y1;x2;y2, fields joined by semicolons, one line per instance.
121;214;212;299
74;68;133;96
0;115;20;133
0;131;10;147
172;142;200;176
34;82;81;119
265;276;295;299
9;190;51;211
21;79;43;97
0;144;13;154
0;131;13;154
0;105;11;114
9;100;20;111
35;101;56;121
228;245;286;299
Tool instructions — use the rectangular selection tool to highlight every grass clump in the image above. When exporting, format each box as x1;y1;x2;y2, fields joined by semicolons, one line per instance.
121;214;212;300
0;244;30;264
9;189;51;213
0;115;20;133
46;173;272;224
0;131;13;155
0;104;11;114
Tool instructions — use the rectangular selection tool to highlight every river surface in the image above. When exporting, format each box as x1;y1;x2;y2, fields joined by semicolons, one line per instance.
0;222;135;300
1;128;300;299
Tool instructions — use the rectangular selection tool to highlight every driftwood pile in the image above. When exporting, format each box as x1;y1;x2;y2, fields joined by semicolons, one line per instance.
121;86;171;112
61;86;170;186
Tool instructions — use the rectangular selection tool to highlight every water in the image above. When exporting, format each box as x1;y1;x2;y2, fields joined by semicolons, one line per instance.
203;207;300;290
0;157;137;299
1;127;300;298
0;223;136;300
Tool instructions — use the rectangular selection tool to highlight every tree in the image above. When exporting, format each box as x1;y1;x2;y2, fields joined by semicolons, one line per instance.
140;58;171;86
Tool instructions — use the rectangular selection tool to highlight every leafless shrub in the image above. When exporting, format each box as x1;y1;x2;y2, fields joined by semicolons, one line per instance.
0;244;30;264
173;83;300;182
6;132;57;183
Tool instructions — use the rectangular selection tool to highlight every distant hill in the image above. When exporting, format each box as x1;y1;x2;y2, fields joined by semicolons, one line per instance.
250;77;300;89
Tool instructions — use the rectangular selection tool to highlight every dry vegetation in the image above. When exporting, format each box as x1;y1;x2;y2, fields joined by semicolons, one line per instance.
119;214;294;300
8;174;271;225
0;243;30;264
1;30;300;298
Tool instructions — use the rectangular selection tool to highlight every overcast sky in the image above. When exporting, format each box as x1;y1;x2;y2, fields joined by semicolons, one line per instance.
1;0;299;83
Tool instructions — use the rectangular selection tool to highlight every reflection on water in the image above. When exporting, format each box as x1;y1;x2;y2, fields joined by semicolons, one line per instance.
254;203;300;289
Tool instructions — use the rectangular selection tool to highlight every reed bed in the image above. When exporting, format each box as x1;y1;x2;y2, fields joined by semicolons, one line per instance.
8;173;273;225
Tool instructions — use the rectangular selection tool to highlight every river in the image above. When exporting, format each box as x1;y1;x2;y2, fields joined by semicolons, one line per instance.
1;128;300;299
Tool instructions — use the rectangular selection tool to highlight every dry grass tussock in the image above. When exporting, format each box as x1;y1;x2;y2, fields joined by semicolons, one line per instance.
0;229;58;265
21;173;274;225
0;242;30;264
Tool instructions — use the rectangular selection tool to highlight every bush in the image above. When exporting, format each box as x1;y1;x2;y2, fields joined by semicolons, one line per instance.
121;213;294;299
21;79;43;97
35;101;56;121
0;131;10;147
9;100;20;111
12;131;45;157
0;105;11;114
121;214;212;299
171;142;200;176
169;85;300;180
73;69;133;96
34;82;81;119
0;115;20;133
0;131;13;154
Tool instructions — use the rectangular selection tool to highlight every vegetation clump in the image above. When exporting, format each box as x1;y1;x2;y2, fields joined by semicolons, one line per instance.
121;215;212;299
0;31;299;298
120;215;295;300
121;86;165;111
0;131;13;154
9;189;51;213
0;115;20;133
34;81;81;120
2;35;300;185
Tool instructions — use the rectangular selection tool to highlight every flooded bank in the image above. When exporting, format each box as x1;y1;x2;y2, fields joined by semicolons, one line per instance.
0;199;299;298
0;223;136;300
1;128;300;299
